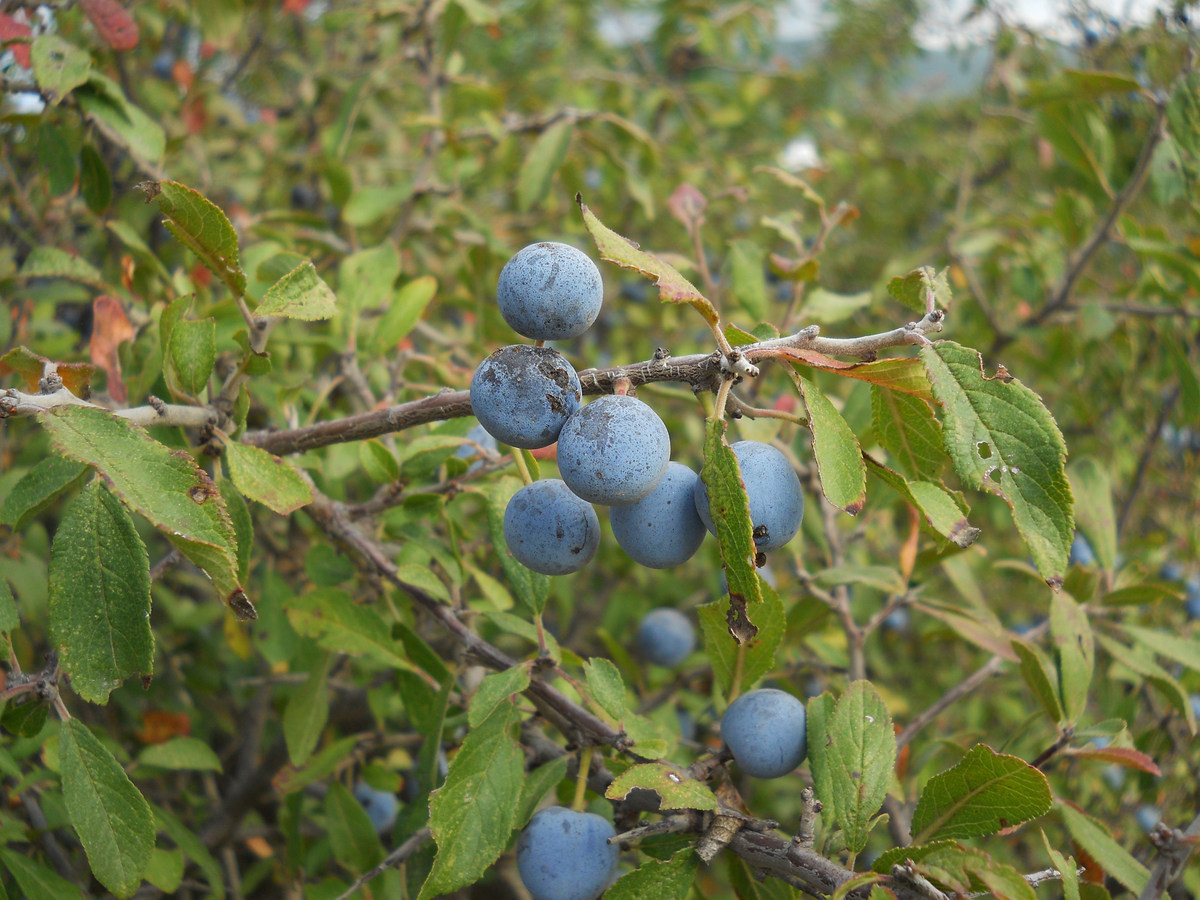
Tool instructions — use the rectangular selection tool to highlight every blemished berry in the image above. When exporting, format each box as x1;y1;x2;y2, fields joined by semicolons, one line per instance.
557;395;670;506
636;607;696;667
516;806;619;900
498;242;604;341
1069;532;1096;567
470;345;582;450
353;782;398;833
503;480;600;575
695;441;804;552
610;462;706;568
720;688;807;779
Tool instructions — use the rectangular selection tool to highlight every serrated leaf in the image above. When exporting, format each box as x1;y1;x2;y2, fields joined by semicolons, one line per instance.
1057;802;1148;895
326;780;385;873
865;459;980;548
797;372;865;514
30;34;90;105
872;386;943;481
16;246;106;289
606;848;698;900
340;242;401;315
606;764;717;811
468;665;530;728
821;681;896;854
1011;639;1063;724
911;745;1052;843
701;418;760;624
805;692;837;826
283;653;332;766
256;261;337;320
38;406;251;620
482;478;550;617
517;120;573;211
169;317;215;396
584;657;627;721
0;455;89;531
1050;593;1093;724
0;848;85;900
579;197;719;325
372;276;438;352
48;480;153;704
216;477;252;583
782;353;936;402
224;442;313;515
140;180;245;295
698;576;784;696
727;239;769;321
921;341;1072;586
137;737;223;772
888;266;951;313
1067;458;1116;572
287;588;414;671
60;719;154;898
418;703;524;899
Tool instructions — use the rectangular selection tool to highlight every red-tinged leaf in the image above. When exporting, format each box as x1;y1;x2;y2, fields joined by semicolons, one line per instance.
577;195;719;325
667;182;707;229
80;0;139;51
89;296;135;403
771;349;936;401
1063;745;1161;775
0;14;32;68
0;346;95;397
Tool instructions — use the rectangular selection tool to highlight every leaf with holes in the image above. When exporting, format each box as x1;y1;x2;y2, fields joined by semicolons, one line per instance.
606;764;717;811
921;341;1072;586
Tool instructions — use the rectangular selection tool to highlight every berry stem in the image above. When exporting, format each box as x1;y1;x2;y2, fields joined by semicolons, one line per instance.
712;375;734;423
512;447;534;485
572;745;595;811
533;611;551;658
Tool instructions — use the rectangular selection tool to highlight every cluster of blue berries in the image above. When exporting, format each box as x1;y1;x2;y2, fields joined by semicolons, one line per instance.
470;242;806;578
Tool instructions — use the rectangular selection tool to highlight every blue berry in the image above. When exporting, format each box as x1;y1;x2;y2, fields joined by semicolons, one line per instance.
720;688;807;779
470;345;582;450
557;395;670;506
636;608;696;667
516;806;619;900
1159;561;1183;583
503;480;600;575
1135;804;1160;832
1069;532;1096;567
695;441;804;552
610;462;706;568
1185;577;1200;620
882;608;911;633
498;242;603;341
353;782;398;833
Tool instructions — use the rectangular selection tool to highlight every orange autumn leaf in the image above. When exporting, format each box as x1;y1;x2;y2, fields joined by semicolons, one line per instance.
89;295;135;403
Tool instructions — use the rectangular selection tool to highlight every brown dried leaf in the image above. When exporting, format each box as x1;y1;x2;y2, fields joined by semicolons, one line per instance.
89;295;134;403
80;0;139;51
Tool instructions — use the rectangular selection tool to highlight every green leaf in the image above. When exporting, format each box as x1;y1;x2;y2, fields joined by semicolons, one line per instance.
224;442;313;515
0;455;89;531
394;563;452;605
343;182;415;227
1025;69;1143;105
921;341;1073;586
48;480;153;704
815;565;906;594
325;780;385;873
372;276;438;352
698;576;784;695
1067;458;1116;572
872;385;943;481
972;860;1038;900
1041;831;1081;900
584;657;627;721
606;848;698;900
60;719;155;898
701;417;760;609
137;737;223;772
169;317;215;397
820;681;896;854
79;143;113;214
38;123;77;196
517;757;570;828
38;406;251;620
17;246;107;290
517;120;573;211
30;34;91;105
797;372;865;514
805;691;836;826
283;653;332;766
153;805;225;900
274;734;360;795
887;266;951;313
360;440;401;483
0;848;84;900
727;239;769;322
340;242;401;315
482;478;550;617
217;477;252;583
418;703;524;899
141;180;245;296
1166;338;1200;419
1011;639;1063;725
729;855;799;899
287;589;414;671
606;763;718;811
1120;625;1200;675
865;459;980;548
0;576;16;637
1096;633;1195;732
143;848;185;894
579;197;719;326
1168;71;1200;159
911;744;1052;843
467;664;530;728
80;77;166;165
256;261;337;320
1057;802;1148;895
1050;593;1094;724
